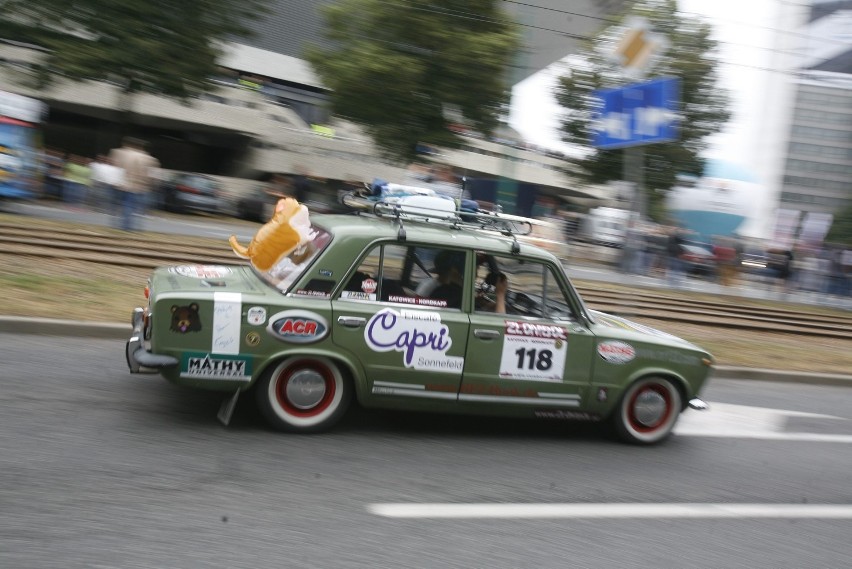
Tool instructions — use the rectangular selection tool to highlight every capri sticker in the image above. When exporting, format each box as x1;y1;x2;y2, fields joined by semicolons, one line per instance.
597;340;636;364
365;308;463;373
267;310;329;343
499;320;567;382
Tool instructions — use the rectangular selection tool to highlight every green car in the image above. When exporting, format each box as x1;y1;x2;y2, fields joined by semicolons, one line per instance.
127;198;711;445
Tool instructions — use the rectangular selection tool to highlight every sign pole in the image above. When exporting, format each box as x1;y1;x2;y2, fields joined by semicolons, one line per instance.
623;145;645;220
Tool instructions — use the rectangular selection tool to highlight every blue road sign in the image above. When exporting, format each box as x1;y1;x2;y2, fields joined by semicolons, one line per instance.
592;76;680;149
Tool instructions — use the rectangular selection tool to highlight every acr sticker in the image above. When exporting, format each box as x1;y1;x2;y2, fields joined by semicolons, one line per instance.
170;265;232;279
246;306;267;326
180;352;251;381
499;320;567;382
361;278;377;294
597;340;636;364
267;310;329;343
365;308;463;374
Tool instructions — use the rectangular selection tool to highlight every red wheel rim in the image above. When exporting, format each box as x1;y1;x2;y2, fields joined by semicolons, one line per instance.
627;383;673;433
274;360;337;418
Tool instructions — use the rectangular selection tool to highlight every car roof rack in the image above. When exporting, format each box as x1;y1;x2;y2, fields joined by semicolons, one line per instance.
340;188;540;244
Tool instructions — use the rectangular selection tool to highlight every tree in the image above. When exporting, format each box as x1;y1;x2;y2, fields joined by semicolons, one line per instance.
555;0;730;221
826;203;852;247
305;0;520;164
0;0;270;100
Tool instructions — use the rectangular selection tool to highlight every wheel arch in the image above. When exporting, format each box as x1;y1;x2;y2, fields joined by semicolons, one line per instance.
605;367;691;419
252;347;366;400
607;369;690;445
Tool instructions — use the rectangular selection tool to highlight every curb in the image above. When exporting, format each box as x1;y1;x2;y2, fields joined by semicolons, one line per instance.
2;316;850;388
0;316;128;340
711;365;852;388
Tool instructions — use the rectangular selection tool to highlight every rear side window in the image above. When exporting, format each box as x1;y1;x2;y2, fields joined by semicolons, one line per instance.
340;244;466;309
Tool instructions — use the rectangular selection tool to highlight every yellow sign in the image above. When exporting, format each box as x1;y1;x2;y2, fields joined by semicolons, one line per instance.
612;18;664;75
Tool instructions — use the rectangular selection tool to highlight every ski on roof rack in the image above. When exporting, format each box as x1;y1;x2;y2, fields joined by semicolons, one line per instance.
339;181;540;238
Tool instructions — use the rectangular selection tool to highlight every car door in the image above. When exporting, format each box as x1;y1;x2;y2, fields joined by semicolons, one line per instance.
331;243;470;402
460;254;596;410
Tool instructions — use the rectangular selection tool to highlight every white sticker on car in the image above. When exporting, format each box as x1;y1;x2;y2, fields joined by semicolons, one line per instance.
212;292;242;354
365;308;463;373
170;265;232;278
597;340;636;364
180;352;251;381
498;320;567;382
341;290;376;301
247;306;266;326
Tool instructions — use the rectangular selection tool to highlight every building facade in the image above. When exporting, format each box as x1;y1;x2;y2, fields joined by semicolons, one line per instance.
775;1;852;236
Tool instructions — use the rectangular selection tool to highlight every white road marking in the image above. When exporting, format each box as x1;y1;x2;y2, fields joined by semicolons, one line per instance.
674;402;852;443
367;503;852;519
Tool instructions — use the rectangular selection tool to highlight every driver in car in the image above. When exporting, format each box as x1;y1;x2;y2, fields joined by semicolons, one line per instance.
430;250;508;313
477;270;507;313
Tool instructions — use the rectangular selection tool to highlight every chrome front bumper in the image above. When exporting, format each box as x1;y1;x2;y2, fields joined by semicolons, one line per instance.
126;307;179;373
688;398;709;411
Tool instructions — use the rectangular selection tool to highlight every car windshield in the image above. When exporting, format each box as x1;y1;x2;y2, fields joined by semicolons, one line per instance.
256;226;333;291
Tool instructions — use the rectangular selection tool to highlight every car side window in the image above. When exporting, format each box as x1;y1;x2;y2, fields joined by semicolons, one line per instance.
340;244;459;308
340;248;381;301
542;265;575;320
474;254;576;320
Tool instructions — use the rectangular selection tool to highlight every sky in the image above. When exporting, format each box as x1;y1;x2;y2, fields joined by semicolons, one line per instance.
508;0;779;171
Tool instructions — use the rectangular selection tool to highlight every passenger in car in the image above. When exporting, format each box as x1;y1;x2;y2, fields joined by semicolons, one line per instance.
428;250;466;308
429;250;508;313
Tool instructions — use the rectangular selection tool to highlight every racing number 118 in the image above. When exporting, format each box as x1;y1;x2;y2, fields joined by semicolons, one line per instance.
515;348;553;371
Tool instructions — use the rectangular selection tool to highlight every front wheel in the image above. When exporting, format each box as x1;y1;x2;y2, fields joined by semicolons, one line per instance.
255;356;351;433
612;376;682;445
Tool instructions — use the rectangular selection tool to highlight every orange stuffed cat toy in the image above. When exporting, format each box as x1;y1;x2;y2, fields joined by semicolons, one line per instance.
229;198;314;271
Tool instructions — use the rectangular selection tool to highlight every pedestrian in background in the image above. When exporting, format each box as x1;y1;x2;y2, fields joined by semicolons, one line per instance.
43;149;65;200
109;137;159;232
62;154;92;210
291;167;311;203
90;154;125;214
712;237;737;286
766;248;794;295
665;225;686;288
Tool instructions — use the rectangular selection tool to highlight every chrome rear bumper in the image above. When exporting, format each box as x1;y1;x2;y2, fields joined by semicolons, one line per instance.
126;307;178;373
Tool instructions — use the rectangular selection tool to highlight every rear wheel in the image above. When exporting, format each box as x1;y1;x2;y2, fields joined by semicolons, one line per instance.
612;376;682;445
255;356;351;433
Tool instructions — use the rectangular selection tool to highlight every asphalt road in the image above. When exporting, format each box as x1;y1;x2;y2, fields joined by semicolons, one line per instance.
2;333;851;569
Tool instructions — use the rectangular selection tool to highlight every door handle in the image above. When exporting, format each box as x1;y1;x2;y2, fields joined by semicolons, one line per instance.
474;329;500;340
337;316;366;328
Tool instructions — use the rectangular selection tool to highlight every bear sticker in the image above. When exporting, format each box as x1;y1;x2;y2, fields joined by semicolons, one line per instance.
171;303;202;333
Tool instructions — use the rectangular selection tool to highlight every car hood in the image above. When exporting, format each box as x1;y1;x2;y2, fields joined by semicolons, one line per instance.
588;309;706;353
